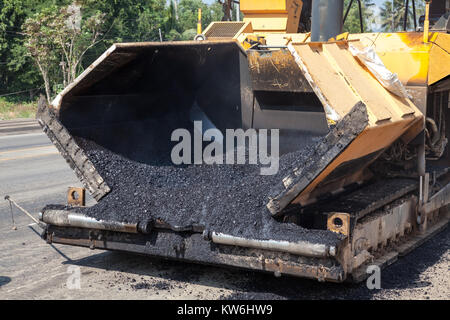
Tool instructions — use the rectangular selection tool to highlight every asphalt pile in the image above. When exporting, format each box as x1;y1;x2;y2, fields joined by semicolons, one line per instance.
72;134;342;246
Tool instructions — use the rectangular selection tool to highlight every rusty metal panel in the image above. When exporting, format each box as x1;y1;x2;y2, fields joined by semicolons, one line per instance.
247;49;313;92
67;187;85;206
327;213;350;236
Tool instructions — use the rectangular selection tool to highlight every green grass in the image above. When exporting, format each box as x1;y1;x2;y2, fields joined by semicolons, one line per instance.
0;98;37;120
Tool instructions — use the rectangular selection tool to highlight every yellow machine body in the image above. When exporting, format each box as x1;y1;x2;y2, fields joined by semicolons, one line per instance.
285;40;423;206
348;32;450;87
202;10;450;206
240;0;303;33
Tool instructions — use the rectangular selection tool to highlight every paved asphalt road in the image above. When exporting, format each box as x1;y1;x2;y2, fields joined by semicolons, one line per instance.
0;120;448;300
0;119;41;136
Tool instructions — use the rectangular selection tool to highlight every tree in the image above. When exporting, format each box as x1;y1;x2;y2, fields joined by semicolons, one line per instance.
82;0;166;42
165;0;178;33
23;2;106;102
52;4;105;86
22;7;59;103
343;0;376;33
0;0;40;98
1;0;231;102
379;0;425;32
177;0;222;35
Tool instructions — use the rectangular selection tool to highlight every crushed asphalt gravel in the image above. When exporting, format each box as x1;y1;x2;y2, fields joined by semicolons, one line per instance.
68;135;342;246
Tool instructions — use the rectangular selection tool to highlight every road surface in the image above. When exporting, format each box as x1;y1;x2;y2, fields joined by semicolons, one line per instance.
0;119;41;136
0;122;448;300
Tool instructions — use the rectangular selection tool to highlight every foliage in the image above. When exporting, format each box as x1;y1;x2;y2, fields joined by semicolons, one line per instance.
343;0;376;33
177;0;222;33
379;0;425;32
181;28;197;41
0;0;43;99
0;96;37;119
1;0;225;103
22;4;107;102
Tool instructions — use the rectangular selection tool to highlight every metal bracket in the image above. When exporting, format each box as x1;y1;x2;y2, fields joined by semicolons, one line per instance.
422;181;450;216
67;187;85;206
327;212;351;237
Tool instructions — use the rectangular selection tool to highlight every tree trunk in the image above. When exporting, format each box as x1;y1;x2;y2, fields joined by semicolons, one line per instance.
44;76;51;104
38;65;52;104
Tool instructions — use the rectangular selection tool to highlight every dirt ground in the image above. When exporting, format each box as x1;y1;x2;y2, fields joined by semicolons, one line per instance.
1;213;448;300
